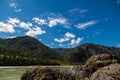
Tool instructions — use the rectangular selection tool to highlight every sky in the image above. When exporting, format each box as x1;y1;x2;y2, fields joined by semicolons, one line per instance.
0;0;120;48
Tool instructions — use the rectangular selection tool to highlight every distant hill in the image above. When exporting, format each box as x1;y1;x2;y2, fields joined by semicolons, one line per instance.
64;43;120;63
0;36;61;60
0;36;120;64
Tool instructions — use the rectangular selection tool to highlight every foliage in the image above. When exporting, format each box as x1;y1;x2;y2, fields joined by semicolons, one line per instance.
64;47;86;63
63;43;120;63
0;54;60;66
0;36;62;60
1;36;120;65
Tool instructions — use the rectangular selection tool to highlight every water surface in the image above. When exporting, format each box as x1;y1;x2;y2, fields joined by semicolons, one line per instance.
0;66;32;80
0;66;72;80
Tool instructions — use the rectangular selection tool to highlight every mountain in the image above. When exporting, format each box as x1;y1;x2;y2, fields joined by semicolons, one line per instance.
0;36;60;60
64;43;120;63
0;36;120;64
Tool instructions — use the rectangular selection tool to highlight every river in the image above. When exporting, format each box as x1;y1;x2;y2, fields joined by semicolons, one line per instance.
0;66;34;80
0;66;72;80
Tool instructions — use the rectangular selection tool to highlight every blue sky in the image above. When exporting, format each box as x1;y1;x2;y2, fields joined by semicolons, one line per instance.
0;0;120;48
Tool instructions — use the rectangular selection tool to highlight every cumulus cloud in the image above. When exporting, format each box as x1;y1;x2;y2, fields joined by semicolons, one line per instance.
70;37;83;47
0;17;47;38
65;32;75;38
54;32;83;47
26;26;46;37
7;17;20;26
32;17;46;25
54;38;69;43
7;17;32;30
0;22;15;33
32;13;70;28
48;17;67;27
76;20;97;29
19;22;32;30
9;1;21;12
54;32;75;43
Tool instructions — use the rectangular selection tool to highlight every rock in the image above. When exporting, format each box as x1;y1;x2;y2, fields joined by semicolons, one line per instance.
86;54;119;66
69;54;120;79
90;63;120;80
21;67;75;80
21;54;120;80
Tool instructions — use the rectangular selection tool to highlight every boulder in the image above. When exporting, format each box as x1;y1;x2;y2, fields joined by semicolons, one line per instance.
90;63;120;80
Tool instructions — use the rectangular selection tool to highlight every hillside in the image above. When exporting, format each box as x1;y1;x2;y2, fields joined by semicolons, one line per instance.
64;43;120;63
0;36;120;65
0;36;60;60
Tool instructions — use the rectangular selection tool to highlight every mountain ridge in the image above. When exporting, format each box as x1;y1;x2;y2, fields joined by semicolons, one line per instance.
0;36;120;64
63;43;120;63
0;36;61;60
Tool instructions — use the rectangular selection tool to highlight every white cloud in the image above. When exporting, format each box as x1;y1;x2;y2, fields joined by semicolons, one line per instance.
33;17;46;25
48;17;67;27
32;13;70;28
54;32;75;43
76;20;97;29
68;8;88;14
7;17;20;26
15;9;21;12
65;32;75;38
26;26;46;37
54;32;83;47
7;17;32;30
9;2;17;8
9;1;21;12
19;22;32;30
0;22;15;33
54;38;70;43
58;44;66;47
7;36;17;39
70;37;83;47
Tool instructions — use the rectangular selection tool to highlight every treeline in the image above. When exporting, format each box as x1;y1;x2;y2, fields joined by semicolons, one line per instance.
0;54;60;66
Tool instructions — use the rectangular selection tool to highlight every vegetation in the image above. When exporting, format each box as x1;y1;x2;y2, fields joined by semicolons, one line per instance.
0;36;61;60
64;47;86;63
0;36;64;65
0;36;120;66
63;43;120;63
0;54;60;66
1;36;120;79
